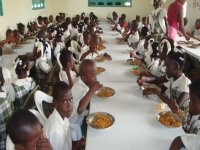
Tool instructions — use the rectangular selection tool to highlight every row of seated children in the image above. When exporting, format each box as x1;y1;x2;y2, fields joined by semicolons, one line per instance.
2;12;109;150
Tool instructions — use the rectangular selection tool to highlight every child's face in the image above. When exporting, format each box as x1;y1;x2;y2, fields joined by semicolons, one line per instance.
7;32;14;39
189;92;200;115
19;27;25;35
142;19;147;26
165;57;176;78
84;63;97;87
19;123;43;150
153;0;161;9
44;19;49;25
84;35;91;45
54;90;73;118
49;16;53;22
67;55;75;69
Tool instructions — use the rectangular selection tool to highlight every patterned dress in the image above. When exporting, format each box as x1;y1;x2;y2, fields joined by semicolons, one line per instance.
0;96;14;150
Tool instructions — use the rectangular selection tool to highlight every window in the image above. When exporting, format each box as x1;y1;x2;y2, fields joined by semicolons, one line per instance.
0;0;3;16
32;0;45;10
88;0;132;7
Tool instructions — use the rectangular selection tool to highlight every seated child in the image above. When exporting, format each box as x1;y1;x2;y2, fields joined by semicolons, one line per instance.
124;20;140;48
27;22;35;37
70;19;79;40
132;26;149;59
57;49;78;88
190;19;200;40
12;55;36;111
44;81;84;150
61;22;71;43
37;16;44;29
34;30;52;85
54;28;65;57
2;29;15;50
143;48;191;113
136;15;143;31
17;23;27;41
70;59;102;125
169;79;200;150
66;17;72;31
33;22;39;34
7;109;52;150
0;67;14;150
13;29;21;47
43;17;49;27
81;31;91;52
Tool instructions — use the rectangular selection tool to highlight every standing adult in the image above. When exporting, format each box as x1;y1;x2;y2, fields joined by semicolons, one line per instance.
167;0;190;41
149;0;167;42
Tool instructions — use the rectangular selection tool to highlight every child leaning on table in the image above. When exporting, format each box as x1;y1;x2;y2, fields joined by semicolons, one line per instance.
43;81;85;150
143;48;191;113
169;79;200;150
7;109;53;150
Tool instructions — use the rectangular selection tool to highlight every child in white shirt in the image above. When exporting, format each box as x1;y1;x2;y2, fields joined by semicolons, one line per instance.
191;19;200;40
12;55;36;111
57;49;78;88
54;28;65;57
70;60;102;126
143;48;191;113
170;79;200;150
44;82;84;150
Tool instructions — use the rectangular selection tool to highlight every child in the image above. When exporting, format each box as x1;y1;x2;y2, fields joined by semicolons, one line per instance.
66;17;72;31
149;0;167;42
136;15;143;31
37;16;44;28
13;29;21;47
17;23;26;41
43;17;49;27
146;41;160;77
2;29;15;50
79;34;98;61
70;59;102;125
44;81;84;150
143;48;191;113
132;26;149;59
57;49;77;88
7;109;52;150
54;28;65;57
169;79;200;150
27;22;35;37
0;67;14;150
12;55;36;111
70;19;79;40
190;19;200;40
34;30;52;85
125;20;140;48
61;21;71;43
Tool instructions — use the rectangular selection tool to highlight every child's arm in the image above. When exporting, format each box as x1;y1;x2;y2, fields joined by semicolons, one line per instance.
77;81;102;114
169;136;185;150
137;75;168;86
176;92;189;106
66;69;74;88
72;137;85;150
80;50;92;61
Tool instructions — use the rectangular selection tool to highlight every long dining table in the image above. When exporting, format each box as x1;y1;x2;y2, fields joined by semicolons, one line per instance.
85;21;184;150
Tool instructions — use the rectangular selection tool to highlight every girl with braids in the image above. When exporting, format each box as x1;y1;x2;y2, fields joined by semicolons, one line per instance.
12;55;36;111
54;27;65;57
143;47;191;113
34;30;52;85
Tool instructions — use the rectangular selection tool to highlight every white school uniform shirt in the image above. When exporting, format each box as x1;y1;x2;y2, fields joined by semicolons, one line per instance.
136;39;145;56
14;77;36;91
164;74;191;106
70;77;89;125
79;50;97;60
54;42;65;57
70;27;78;39
193;29;200;40
127;31;140;46
138;22;143;31
149;7;167;34
76;33;84;46
35;43;52;73
156;60;166;77
44;109;72;150
148;58;160;77
61;30;71;42
181;134;200;150
59;69;77;85
68;24;72;30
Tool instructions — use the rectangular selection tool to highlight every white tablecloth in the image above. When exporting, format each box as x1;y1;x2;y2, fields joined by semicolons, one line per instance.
1;39;35;70
86;22;184;150
176;36;200;60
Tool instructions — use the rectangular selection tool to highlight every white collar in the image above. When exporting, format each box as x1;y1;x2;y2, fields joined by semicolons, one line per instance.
0;91;7;98
53;109;70;128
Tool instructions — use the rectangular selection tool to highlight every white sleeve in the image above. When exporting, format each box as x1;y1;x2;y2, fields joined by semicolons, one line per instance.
54;44;61;57
180;78;191;93
181;134;200;150
59;70;69;84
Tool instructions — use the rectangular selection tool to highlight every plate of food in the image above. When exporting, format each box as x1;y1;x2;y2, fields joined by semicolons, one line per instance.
96;87;115;98
131;68;142;75
86;112;115;129
127;59;142;65
187;43;200;48
156;111;182;128
96;67;106;74
98;45;106;51
95;55;108;62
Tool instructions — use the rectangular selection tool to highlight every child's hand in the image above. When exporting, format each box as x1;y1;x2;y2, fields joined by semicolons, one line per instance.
35;138;53;150
91;81;103;92
168;100;179;113
143;88;160;96
137;76;145;86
